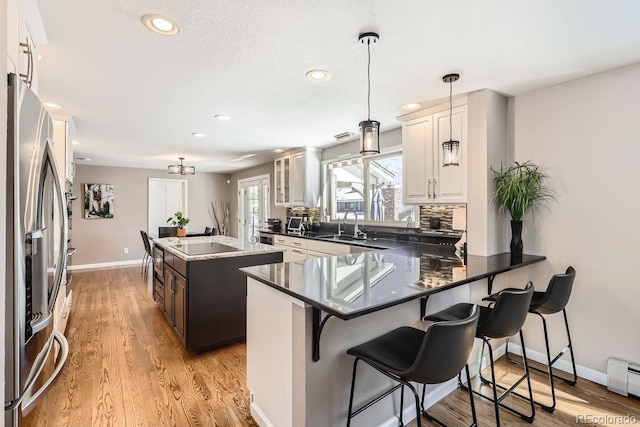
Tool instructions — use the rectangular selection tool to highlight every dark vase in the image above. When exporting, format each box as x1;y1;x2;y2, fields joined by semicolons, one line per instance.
510;220;523;263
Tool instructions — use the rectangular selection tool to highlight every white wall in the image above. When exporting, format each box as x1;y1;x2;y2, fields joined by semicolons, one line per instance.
512;63;640;373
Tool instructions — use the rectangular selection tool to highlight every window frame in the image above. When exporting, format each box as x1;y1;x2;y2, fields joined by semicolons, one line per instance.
322;148;418;228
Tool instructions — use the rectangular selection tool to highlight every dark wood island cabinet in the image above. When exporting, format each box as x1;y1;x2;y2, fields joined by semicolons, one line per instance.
152;236;283;353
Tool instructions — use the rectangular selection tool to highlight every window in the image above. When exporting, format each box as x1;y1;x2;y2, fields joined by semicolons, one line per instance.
324;151;417;226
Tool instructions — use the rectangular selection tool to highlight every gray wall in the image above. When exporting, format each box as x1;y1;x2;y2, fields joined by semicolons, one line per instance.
72;164;230;265
511;63;640;374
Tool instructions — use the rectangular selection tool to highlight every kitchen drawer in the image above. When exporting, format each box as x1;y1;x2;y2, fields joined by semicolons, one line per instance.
273;235;291;246
289;247;307;262
288;237;307;250
173;256;187;277
307;239;351;255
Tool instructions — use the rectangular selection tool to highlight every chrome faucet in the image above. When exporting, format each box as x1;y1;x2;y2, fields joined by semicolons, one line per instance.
341;209;360;238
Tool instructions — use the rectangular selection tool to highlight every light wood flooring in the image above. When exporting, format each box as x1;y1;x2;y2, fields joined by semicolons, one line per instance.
25;266;640;426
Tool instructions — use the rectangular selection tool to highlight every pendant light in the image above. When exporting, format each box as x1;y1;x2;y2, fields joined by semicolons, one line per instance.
168;157;195;175
358;32;380;156
442;73;460;167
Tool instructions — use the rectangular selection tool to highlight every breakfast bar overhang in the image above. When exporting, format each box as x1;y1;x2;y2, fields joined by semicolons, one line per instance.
240;249;545;427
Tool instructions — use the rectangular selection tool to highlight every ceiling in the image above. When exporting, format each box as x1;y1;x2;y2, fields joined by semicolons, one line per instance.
35;0;640;173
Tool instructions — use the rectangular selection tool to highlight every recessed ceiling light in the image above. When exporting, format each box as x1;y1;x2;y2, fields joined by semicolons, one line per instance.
192;132;206;137
274;149;284;153
306;70;331;82
141;14;180;36
43;102;62;110
215;115;231;121
240;154;256;159
402;102;422;110
72;140;80;145
37;53;43;60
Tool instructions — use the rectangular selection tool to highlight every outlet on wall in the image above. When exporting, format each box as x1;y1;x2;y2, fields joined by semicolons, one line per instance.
123;248;128;254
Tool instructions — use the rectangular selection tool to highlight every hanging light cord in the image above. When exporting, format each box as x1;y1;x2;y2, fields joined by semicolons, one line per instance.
449;80;453;141
367;41;371;121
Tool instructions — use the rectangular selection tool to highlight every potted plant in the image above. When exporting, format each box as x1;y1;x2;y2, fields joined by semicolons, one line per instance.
167;211;190;237
490;161;554;260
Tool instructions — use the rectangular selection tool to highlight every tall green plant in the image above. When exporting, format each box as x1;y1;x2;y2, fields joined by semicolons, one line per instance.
490;161;555;221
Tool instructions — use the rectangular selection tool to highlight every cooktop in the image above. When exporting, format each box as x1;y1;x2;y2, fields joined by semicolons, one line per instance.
173;242;240;256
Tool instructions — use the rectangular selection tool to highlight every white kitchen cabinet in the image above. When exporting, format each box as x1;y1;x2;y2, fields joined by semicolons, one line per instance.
274;148;321;207
401;101;467;204
7;0;20;74
11;0;47;93
52;117;76;184
274;156;291;206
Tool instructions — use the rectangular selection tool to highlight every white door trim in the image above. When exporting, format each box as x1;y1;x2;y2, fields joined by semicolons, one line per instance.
148;178;188;234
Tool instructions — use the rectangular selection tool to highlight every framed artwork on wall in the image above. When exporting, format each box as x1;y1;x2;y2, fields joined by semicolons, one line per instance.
84;184;115;218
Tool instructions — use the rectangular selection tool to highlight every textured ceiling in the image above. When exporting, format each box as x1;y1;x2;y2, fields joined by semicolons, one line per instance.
35;0;640;173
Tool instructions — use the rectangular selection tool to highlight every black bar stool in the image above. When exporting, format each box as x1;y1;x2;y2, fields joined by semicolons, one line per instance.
424;282;535;427
502;266;577;412
346;305;479;427
139;230;153;279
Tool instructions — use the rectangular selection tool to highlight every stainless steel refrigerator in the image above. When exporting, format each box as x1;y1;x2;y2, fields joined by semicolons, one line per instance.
4;73;69;425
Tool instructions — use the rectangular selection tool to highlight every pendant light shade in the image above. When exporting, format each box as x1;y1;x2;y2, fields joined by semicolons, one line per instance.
168;157;195;175
359;32;380;156
442;73;460;167
359;120;380;155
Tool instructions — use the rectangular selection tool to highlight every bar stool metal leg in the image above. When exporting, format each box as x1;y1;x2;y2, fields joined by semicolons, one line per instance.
505;308;578;412
471;332;535;426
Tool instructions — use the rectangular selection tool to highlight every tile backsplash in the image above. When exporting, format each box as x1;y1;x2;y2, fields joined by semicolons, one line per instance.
419;205;466;237
284;204;466;239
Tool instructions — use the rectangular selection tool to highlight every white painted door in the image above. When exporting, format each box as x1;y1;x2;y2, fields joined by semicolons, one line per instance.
148;178;188;235
238;175;270;243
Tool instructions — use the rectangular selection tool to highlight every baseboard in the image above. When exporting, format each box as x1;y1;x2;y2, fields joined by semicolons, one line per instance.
69;259;143;271
249;402;274;427
507;343;607;386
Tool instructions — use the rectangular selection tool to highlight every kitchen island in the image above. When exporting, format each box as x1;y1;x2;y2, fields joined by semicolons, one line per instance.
152;236;283;353
240;249;545;427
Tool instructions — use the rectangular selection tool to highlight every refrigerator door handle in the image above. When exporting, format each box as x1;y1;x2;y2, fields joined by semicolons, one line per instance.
20;331;69;415
25;228;47;240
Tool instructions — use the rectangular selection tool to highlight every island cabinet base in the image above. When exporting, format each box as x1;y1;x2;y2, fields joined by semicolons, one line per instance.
166;251;283;354
246;277;480;427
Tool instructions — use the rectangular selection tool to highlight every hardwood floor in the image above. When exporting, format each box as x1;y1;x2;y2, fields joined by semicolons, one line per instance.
25;266;640;426
25;266;257;427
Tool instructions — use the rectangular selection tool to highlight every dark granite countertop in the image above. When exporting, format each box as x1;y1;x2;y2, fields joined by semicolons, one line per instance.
240;251;546;320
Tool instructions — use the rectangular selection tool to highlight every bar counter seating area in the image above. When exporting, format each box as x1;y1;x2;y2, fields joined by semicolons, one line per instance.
241;242;564;427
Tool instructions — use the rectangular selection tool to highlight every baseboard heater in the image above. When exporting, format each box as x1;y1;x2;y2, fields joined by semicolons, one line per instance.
607;357;640;397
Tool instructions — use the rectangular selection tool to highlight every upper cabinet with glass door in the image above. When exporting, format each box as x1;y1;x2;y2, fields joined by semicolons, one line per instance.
274;148;321;207
399;98;467;204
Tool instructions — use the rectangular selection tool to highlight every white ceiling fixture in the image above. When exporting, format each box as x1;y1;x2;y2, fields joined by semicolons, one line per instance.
35;1;640;173
214;115;232;121
273;149;284;153
192;132;206;137
43;102;61;110
306;70;331;82
141;14;180;36
76;157;91;161
402;103;421;110
168;157;195;175
72;140;80;145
